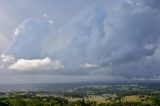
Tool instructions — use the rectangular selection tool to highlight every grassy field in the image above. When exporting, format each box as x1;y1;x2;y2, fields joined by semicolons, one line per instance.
65;95;151;104
124;95;140;102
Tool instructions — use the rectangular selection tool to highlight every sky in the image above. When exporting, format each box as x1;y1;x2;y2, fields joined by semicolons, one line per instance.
0;0;160;84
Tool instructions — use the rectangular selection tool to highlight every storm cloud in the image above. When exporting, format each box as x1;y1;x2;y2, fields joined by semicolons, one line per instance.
0;0;160;83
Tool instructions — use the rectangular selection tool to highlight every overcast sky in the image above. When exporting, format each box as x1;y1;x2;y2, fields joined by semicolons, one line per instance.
0;0;160;84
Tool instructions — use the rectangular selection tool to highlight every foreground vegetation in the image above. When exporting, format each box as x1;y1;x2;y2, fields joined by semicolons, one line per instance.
0;96;160;106
0;83;160;106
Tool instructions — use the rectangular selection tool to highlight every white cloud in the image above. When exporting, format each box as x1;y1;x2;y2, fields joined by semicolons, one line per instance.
9;57;64;71
80;63;99;69
1;54;15;63
0;54;16;69
14;28;20;36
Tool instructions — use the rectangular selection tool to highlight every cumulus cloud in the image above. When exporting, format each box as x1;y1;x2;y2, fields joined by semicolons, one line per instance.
46;0;160;79
6;18;54;58
9;57;64;71
1;17;60;73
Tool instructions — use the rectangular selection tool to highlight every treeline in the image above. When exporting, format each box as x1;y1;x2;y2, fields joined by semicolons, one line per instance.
0;96;160;106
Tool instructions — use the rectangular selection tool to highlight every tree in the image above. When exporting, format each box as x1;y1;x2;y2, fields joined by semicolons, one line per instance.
151;96;160;106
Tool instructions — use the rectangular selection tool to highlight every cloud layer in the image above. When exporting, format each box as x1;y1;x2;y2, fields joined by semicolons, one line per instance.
1;0;160;82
